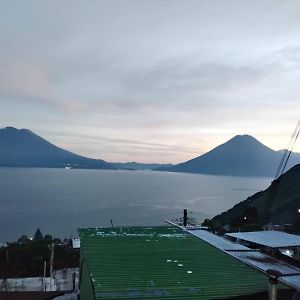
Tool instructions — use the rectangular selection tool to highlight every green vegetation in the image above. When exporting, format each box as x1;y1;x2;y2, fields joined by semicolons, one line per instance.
79;226;270;300
205;164;300;232
0;230;79;278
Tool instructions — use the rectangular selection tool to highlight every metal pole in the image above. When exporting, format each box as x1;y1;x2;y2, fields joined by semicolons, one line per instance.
43;261;47;291
49;243;55;291
268;281;277;300
266;269;281;300
183;209;187;227
72;271;76;291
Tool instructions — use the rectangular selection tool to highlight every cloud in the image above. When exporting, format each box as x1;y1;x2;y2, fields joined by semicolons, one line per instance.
1;1;300;161
0;59;49;98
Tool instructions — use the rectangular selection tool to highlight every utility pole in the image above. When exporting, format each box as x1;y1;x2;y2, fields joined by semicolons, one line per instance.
183;209;188;227
43;261;47;291
49;243;55;291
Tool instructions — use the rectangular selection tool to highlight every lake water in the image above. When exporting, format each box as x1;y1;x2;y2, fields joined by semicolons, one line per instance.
0;168;272;241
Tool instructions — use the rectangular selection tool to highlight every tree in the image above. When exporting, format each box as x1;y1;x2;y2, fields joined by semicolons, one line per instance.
229;207;260;231
43;234;53;241
243;206;258;223
18;235;29;243
293;216;300;233
202;218;212;227
33;228;43;241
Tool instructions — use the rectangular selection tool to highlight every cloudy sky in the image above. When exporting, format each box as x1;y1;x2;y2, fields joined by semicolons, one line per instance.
1;1;300;163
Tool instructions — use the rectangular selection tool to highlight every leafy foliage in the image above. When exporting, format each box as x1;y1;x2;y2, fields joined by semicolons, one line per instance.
206;164;300;232
0;231;79;278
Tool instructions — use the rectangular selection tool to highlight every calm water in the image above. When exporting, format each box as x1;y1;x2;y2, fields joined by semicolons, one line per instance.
0;168;272;241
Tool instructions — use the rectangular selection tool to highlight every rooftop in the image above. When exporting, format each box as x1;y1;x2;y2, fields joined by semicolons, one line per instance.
173;224;300;292
79;226;271;300
226;230;300;248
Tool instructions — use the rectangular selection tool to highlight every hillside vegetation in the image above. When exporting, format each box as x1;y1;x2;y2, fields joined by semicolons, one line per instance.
206;164;300;231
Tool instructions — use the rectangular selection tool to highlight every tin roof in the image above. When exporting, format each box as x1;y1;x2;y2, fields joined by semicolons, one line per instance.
79;226;270;300
226;230;300;248
165;222;300;292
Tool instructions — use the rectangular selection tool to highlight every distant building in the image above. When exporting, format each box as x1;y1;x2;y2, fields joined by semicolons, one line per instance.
71;238;80;249
0;242;7;248
78;226;277;300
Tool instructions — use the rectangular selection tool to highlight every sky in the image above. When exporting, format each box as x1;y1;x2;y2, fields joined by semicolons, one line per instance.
0;0;300;163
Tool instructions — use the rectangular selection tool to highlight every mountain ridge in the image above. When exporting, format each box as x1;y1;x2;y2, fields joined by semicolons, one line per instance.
157;134;300;177
111;162;173;170
1;127;300;175
0;127;115;169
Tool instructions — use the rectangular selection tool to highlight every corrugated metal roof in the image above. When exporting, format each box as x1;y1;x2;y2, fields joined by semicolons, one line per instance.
187;227;249;251
229;250;300;275
226;230;300;248
79;226;271;300
165;222;300;292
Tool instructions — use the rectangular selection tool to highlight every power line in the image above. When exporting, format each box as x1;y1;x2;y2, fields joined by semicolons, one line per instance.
275;119;300;179
263;119;300;226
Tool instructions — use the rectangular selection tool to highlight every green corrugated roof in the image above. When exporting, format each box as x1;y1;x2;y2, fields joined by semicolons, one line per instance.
79;226;270;300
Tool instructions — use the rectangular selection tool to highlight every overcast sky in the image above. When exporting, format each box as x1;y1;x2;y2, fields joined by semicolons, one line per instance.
1;1;300;163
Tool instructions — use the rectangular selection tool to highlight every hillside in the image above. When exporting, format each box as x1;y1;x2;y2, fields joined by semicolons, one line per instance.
0;127;115;169
158;135;300;177
208;164;300;228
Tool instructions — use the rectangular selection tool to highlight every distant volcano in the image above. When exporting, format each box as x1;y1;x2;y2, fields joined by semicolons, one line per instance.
0;127;115;169
157;135;300;177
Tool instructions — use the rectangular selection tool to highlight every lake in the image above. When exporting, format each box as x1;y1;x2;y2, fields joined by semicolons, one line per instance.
0;168;272;241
